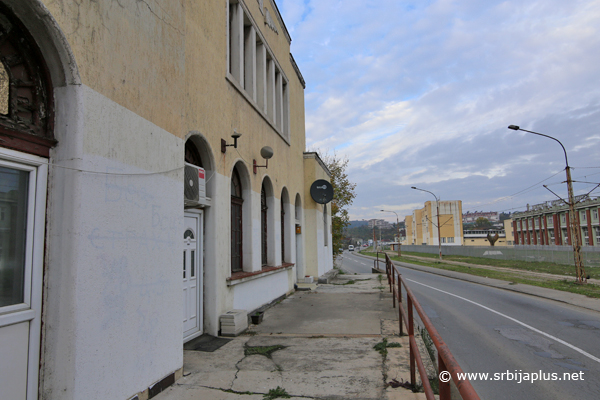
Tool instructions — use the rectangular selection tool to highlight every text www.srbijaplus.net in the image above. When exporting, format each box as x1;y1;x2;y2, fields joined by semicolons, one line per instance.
438;370;585;384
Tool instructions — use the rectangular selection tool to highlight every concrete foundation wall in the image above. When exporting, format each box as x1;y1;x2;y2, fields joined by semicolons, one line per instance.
232;268;292;312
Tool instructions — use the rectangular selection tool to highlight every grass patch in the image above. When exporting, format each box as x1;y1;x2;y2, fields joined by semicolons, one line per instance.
395;256;600;298
399;251;600;279
222;389;255;395
332;279;356;285
263;386;291;400
244;345;286;359
374;338;402;357
362;251;600;298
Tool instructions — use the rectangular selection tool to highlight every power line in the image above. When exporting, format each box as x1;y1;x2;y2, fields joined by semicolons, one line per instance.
462;169;564;212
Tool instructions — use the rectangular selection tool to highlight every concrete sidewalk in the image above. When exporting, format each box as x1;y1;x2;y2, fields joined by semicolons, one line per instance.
155;275;431;400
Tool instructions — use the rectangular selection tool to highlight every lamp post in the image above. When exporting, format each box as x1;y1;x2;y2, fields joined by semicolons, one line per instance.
411;187;442;260
381;209;401;257
508;125;586;283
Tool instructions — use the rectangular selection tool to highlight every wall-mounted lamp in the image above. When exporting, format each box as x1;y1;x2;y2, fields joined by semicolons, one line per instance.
221;130;242;153
253;146;274;174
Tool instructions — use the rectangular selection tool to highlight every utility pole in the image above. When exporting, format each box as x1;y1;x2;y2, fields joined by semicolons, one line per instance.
508;125;586;283
381;210;401;257
412;187;442;261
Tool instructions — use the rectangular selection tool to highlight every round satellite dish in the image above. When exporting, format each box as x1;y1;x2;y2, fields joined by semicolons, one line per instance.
260;146;274;159
310;179;334;204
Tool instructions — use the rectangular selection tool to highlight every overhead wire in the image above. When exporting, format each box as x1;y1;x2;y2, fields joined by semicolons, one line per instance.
462;169;564;212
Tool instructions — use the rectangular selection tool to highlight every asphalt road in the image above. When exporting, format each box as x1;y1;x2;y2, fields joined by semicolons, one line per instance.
339;251;600;400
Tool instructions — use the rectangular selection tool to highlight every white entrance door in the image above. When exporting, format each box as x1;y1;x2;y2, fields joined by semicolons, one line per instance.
183;212;203;340
0;150;47;400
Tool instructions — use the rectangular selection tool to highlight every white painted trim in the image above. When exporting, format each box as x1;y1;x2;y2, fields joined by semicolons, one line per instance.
226;263;294;286
0;309;35;328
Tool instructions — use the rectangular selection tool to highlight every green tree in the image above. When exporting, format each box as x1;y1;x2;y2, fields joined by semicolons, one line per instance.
322;153;356;259
474;217;491;228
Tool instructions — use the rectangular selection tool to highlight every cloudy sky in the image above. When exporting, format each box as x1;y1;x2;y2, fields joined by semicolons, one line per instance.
277;0;600;222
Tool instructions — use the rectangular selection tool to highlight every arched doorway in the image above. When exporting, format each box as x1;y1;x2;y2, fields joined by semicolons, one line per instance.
0;4;55;399
231;167;243;273
183;140;203;341
280;188;290;264
294;193;304;281
261;184;268;266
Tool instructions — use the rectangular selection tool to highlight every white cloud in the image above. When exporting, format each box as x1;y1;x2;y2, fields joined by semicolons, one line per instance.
279;0;600;221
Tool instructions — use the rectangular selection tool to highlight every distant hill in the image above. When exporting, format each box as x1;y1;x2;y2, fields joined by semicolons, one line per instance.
347;220;369;228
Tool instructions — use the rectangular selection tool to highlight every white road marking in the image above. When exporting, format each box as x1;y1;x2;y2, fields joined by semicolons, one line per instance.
406;278;600;364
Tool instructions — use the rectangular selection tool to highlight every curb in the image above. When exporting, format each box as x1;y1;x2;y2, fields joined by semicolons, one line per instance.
354;252;600;313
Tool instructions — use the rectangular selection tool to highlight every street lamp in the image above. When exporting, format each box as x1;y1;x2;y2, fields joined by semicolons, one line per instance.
411;187;442;260
381;210;401;257
508;125;586;283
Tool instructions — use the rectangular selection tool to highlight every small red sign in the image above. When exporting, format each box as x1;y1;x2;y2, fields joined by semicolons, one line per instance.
198;168;205;179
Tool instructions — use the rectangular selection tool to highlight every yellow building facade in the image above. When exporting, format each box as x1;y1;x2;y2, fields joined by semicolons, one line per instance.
405;200;463;246
0;1;332;399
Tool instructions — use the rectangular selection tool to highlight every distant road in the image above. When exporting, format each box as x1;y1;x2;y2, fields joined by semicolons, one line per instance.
341;251;600;400
337;249;383;274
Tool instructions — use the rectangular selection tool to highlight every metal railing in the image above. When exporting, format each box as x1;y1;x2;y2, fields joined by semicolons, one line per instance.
381;252;480;400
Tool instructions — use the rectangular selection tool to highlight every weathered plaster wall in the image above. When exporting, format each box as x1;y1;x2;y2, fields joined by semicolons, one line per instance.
183;0;307;329
42;0;186;136
43;84;183;399
7;1;314;398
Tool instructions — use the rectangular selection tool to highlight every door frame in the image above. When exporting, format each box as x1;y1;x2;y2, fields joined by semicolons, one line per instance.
183;210;203;342
0;147;47;400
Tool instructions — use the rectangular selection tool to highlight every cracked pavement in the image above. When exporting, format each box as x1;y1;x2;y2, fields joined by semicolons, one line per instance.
155;274;429;400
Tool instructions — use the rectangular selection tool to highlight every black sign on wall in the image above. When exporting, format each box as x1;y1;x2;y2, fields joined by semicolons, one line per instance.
310;179;334;204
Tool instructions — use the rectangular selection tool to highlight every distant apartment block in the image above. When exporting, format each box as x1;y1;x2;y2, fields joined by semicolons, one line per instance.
368;219;392;230
511;196;600;246
404;200;463;246
463;211;499;223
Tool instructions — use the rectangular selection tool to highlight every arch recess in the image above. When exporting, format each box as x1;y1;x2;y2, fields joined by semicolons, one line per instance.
3;0;80;87
280;187;291;264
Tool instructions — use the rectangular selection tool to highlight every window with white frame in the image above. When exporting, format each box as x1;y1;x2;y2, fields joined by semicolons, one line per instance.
447;237;454;243
0;150;46;317
592;208;598;221
228;0;290;140
581;211;587;222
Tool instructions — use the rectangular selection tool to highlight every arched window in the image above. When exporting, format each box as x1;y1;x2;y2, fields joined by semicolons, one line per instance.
261;184;268;266
185;139;203;168
281;196;285;263
231;168;243;272
0;5;54;156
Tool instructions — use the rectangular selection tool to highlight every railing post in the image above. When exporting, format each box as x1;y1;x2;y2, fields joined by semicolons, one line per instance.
438;353;451;400
398;274;403;336
391;263;396;309
408;296;415;387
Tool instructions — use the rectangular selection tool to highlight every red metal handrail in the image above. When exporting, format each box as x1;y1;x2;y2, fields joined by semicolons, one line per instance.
383;253;480;400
